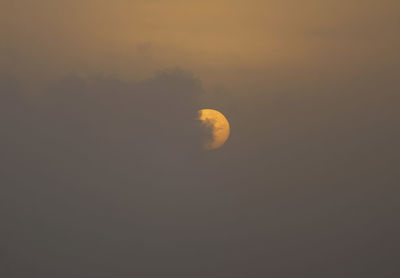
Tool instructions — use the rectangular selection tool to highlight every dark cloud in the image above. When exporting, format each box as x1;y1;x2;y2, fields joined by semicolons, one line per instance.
1;66;400;277
0;69;214;277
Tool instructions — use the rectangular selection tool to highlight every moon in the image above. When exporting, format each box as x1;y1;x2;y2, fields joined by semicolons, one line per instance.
198;109;230;150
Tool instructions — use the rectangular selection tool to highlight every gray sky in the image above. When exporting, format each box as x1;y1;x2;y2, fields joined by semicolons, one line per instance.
1;1;399;277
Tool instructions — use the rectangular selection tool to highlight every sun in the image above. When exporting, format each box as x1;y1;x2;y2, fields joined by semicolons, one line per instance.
198;109;230;150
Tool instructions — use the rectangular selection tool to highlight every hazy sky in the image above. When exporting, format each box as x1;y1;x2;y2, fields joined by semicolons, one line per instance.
3;0;399;86
1;1;399;277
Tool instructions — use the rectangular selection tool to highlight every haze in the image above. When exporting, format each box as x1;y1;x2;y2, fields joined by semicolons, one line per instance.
1;1;399;277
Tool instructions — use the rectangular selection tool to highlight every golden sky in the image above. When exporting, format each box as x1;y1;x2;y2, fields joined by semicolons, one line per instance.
2;0;399;88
